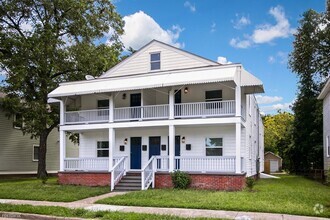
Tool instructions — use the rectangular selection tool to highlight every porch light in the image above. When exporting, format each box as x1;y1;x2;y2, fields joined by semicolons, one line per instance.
182;136;186;143
124;138;128;145
184;87;189;94
122;93;126;100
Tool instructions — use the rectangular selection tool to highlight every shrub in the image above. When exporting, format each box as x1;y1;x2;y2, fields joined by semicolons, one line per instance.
326;168;330;185
246;177;256;191
171;171;191;189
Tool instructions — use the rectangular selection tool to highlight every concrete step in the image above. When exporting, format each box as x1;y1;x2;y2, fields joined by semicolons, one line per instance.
114;185;141;191
116;182;141;187
120;179;141;183
121;176;141;180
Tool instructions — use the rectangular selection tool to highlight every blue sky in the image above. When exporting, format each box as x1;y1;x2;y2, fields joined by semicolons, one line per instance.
0;0;325;114
113;0;326;114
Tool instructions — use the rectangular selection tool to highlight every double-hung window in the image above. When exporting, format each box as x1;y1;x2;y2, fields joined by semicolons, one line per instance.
205;90;222;109
97;141;109;157
150;52;161;71
13;113;23;129
205;138;223;156
33;145;39;161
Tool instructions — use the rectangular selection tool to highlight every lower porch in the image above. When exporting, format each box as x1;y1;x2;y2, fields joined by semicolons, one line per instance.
59;125;246;191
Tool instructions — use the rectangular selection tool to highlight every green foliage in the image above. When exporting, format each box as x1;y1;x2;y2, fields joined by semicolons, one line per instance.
288;9;329;172
171;171;191;189
326;168;330;185
262;111;294;168
0;0;124;178
245;177;255;191
98;175;330;218
40;175;48;184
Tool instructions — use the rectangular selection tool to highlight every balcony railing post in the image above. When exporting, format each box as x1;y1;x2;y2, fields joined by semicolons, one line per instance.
109;95;114;123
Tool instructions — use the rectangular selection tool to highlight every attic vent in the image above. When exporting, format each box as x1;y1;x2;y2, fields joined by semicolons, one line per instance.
150;52;160;70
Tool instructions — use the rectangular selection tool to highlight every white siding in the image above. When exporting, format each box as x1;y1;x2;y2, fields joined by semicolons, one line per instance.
103;42;217;78
78;125;236;170
324;92;330;170
243;94;264;177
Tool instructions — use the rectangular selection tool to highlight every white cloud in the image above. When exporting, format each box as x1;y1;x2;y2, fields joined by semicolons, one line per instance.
260;102;292;113
268;56;275;64
211;22;216;33
268;51;287;64
184;1;196;12
232;14;251;29
230;6;295;49
230;37;251;49
119;11;184;50
217;56;232;64
256;95;283;104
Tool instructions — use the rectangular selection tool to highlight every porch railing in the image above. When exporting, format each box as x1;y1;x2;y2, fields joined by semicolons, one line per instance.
65;109;109;124
114;104;169;121
174;100;235;118
174;156;236;172
155;156;169;171
141;156;156;190
110;156;127;191
64;158;109;171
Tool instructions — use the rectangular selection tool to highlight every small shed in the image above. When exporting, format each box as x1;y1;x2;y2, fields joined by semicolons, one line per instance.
264;152;282;173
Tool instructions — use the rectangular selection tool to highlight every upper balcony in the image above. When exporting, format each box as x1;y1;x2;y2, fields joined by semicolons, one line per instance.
65;100;236;124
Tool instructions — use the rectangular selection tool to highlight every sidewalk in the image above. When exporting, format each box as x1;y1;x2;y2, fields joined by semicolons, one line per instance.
0;193;328;220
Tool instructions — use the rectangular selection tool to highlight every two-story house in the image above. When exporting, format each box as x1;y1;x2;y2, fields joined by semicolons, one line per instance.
49;40;264;191
318;78;330;171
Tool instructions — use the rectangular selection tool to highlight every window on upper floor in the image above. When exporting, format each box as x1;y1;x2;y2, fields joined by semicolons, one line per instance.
205;90;222;109
97;100;109;109
150;52;161;71
33;145;39;161
205;138;223;156
97;141;109;157
13;113;23;129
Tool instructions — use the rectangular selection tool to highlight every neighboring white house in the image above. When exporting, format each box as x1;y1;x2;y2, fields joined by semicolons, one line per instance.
48;40;265;191
318;78;330;171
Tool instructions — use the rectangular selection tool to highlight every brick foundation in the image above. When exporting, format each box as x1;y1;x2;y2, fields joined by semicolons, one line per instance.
155;172;246;191
58;172;111;186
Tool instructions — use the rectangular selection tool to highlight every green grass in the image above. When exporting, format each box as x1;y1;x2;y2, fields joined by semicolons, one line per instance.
0;177;109;202
0;204;218;220
97;175;330;218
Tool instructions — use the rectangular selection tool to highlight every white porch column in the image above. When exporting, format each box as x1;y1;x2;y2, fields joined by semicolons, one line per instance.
235;85;241;117
59;130;66;172
59;99;66;171
141;90;144;120
59;99;65;125
108;128;115;171
168;125;175;172
235;122;242;173
169;88;174;119
109;94;114;123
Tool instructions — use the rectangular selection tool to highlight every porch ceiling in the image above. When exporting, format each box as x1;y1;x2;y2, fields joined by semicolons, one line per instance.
49;64;264;98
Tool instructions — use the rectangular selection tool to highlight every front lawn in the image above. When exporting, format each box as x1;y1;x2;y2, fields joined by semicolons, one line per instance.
0;204;217;220
97;175;330;218
0;177;109;202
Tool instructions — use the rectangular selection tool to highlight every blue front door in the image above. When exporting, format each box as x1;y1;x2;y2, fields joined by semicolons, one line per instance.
149;136;161;159
175;136;181;169
130;137;142;169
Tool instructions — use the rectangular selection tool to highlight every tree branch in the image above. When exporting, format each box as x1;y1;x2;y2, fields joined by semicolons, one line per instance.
51;68;83;79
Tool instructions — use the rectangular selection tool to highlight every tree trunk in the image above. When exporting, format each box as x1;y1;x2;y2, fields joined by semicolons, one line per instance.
37;130;49;179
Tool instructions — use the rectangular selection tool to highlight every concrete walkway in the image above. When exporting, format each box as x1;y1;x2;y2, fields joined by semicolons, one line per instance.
0;193;328;220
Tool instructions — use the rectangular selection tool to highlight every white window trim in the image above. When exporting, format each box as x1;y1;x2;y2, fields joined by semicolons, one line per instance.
32;145;39;162
150;52;161;71
96;141;109;158
205;137;224;156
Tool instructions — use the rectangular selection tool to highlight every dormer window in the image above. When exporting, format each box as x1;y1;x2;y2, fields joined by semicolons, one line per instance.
150;52;160;71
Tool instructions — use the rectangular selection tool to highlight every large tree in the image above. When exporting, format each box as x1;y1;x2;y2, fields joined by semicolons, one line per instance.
288;6;329;172
0;0;124;178
263;111;294;165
